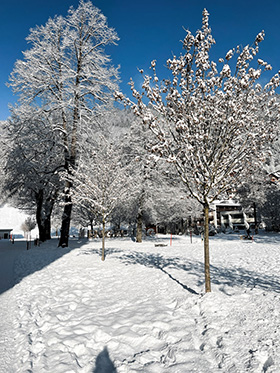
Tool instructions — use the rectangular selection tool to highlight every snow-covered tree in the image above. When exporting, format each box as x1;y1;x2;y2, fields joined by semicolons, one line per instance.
21;217;37;247
260;187;280;231
236;133;280;233
113;110;202;240
8;0;119;247
116;9;280;292
257;138;280;230
263;136;280;178
91;108;157;242
67;135;130;259
236;168;269;233
72;204;96;234
0;121;8;205
118;114;168;241
151;169;202;233
2;106;63;241
21;217;36;234
123;119;156;242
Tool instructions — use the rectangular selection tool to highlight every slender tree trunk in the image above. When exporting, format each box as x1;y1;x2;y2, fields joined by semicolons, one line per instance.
136;190;144;243
101;217;105;261
35;190;44;240
204;203;211;293
253;202;258;234
90;219;94;234
89;218;94;238
136;211;142;243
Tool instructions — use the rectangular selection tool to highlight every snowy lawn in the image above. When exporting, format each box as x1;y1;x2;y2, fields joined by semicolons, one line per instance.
1;232;280;372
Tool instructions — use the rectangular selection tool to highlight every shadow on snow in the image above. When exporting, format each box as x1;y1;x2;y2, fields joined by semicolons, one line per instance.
0;238;87;296
116;251;280;295
79;240;280;294
93;346;117;373
3;235;280;297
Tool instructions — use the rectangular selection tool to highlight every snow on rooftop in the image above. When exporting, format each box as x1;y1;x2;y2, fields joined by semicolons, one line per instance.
211;199;241;206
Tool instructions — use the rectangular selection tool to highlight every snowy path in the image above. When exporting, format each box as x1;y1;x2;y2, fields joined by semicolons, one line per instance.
12;241;215;372
0;241;25;373
1;233;280;372
0;289;17;372
0;241;22;294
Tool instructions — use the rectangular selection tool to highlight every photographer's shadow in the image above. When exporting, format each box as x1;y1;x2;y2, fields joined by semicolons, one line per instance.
93;346;117;373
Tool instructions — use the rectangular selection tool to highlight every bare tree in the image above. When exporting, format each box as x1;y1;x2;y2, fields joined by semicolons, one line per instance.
116;9;280;292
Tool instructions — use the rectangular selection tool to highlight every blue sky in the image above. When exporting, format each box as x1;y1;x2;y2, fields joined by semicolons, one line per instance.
1;0;280;120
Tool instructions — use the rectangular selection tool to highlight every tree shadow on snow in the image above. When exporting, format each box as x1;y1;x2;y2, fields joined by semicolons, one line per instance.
119;252;280;295
210;264;280;294
0;238;87;296
120;252;200;295
78;247;123;260
93;346;117;373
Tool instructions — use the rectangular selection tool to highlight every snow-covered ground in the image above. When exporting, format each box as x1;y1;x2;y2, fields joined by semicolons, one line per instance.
0;232;280;372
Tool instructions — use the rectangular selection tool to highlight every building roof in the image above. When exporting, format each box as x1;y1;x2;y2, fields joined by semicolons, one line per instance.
211;199;241;207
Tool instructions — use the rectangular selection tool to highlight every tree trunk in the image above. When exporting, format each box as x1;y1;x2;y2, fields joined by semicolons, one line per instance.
59;48;80;248
38;216;51;242
101;217;105;261
136;211;142;243
35;190;44;240
58;194;72;247
58;97;77;248
35;189;54;242
253;202;258;234
90;218;94;234
204;203;211;293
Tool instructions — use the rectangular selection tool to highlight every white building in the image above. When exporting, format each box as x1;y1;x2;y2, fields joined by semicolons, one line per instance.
0;229;13;239
210;200;254;230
